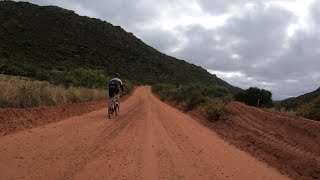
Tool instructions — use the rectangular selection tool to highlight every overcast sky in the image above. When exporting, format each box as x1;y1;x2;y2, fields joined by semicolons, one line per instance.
24;0;320;100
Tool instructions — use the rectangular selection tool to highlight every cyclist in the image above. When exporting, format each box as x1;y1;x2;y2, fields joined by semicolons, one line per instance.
108;73;124;100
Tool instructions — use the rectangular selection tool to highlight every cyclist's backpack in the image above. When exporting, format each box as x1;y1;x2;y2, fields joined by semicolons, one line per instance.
109;79;119;89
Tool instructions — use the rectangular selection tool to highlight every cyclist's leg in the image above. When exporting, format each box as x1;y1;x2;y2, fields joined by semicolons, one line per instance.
116;94;120;106
114;89;120;104
108;97;113;111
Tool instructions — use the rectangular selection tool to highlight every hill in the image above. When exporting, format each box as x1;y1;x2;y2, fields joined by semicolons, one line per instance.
0;1;241;93
278;87;320;110
287;87;320;103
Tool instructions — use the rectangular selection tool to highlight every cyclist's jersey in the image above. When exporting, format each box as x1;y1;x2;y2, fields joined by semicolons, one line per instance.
109;78;124;92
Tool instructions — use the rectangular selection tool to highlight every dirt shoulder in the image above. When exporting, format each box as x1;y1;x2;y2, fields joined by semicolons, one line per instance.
0;100;107;136
188;101;320;180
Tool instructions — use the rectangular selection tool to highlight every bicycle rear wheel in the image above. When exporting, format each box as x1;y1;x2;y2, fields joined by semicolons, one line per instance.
108;103;115;119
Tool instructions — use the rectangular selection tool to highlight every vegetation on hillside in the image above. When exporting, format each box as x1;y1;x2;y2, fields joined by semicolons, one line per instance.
152;84;232;121
274;87;320;121
297;96;320;121
277;87;320;111
0;1;241;93
0;63;109;87
276;98;302;111
235;87;273;108
0;64;134;90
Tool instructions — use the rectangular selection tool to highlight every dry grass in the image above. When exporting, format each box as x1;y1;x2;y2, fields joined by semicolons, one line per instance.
0;75;107;108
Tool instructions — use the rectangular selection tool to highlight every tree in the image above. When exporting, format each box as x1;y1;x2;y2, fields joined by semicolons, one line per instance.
235;87;273;107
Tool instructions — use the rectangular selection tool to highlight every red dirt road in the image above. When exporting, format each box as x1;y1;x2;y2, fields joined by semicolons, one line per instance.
0;87;289;179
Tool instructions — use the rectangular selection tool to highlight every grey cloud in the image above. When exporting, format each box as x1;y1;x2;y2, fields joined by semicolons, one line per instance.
134;28;181;53
219;6;295;61
262;31;320;94
170;25;233;68
310;0;320;26
173;5;295;72
196;0;251;15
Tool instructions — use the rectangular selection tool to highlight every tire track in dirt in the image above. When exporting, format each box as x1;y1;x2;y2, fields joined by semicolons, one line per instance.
65;97;144;179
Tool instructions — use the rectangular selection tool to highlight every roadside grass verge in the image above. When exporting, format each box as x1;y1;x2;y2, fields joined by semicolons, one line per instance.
0;74;107;108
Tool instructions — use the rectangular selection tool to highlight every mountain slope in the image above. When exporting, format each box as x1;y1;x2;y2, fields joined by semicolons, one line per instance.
281;87;320;104
290;87;320;103
0;1;241;93
277;87;320;111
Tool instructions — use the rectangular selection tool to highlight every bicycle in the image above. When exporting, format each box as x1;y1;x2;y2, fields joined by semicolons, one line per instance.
108;94;120;119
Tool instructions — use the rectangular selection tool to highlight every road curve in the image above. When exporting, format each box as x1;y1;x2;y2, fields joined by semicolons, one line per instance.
0;86;289;180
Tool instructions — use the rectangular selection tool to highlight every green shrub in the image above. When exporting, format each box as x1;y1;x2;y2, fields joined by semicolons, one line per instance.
123;79;134;94
184;91;206;111
35;69;50;81
152;84;178;101
152;83;230;103
152;83;232;113
205;98;232;121
0;63;24;76
62;68;109;88
279;98;302;111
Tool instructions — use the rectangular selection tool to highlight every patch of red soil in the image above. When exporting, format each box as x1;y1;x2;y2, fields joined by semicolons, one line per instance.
189;101;320;180
0;95;130;136
0;100;106;136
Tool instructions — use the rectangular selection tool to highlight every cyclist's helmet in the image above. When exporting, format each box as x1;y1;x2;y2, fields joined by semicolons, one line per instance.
114;73;120;78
